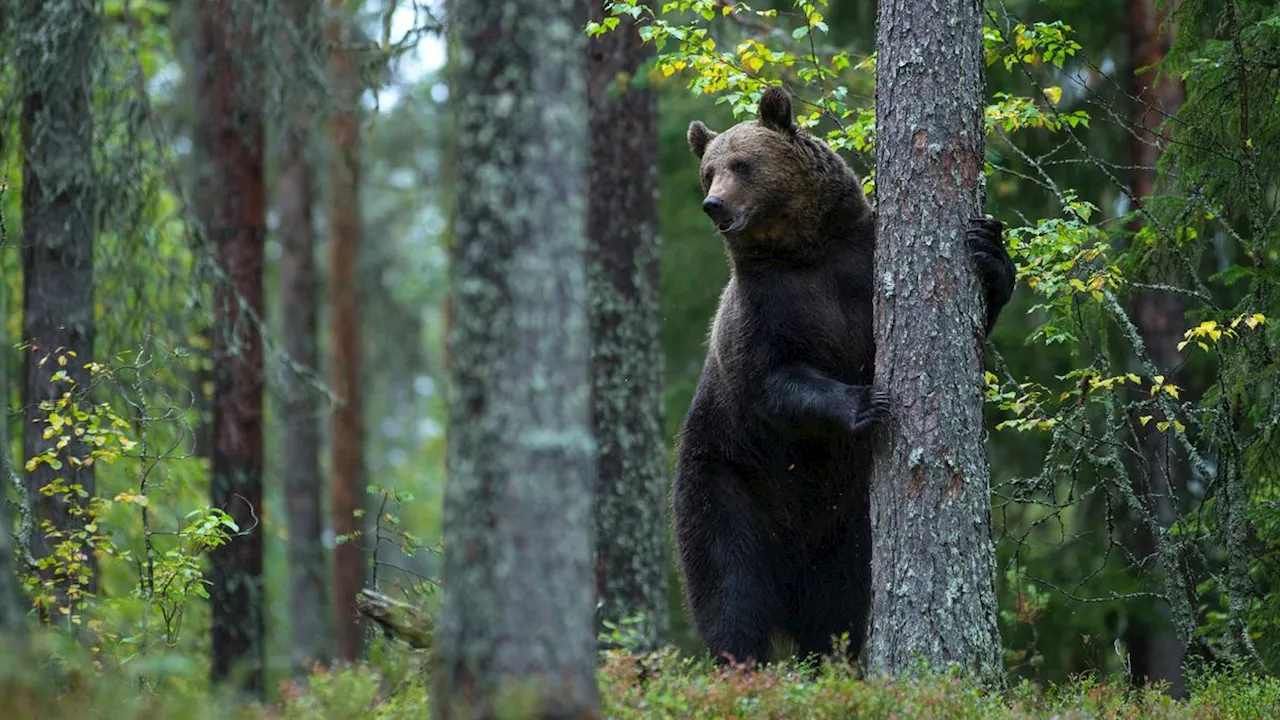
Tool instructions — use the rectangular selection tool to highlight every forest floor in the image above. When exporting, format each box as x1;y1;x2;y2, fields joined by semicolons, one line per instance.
3;642;1279;718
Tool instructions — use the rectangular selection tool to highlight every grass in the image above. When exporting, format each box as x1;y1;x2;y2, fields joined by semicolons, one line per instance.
3;635;1279;719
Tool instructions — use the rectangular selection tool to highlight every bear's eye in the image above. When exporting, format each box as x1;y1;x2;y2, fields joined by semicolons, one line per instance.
730;160;751;175
702;168;714;185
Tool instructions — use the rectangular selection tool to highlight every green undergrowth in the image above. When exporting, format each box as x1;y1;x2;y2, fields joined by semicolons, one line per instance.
593;649;1280;719
2;636;1278;719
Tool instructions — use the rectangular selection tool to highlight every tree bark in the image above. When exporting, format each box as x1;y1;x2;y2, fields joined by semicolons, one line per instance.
357;588;434;650
432;0;598;715
195;0;267;699
278;0;333;674
586;0;669;647
868;0;1002;681
17;0;98;622
326;0;368;664
1123;0;1188;698
175;1;217;471
0;410;28;647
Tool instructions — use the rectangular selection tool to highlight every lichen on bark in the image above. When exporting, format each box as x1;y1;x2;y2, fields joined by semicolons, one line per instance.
587;0;669;650
432;0;600;716
0;412;27;646
867;0;1003;684
15;0;99;623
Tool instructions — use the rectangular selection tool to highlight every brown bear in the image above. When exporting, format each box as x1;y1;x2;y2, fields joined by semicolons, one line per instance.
672;86;1015;666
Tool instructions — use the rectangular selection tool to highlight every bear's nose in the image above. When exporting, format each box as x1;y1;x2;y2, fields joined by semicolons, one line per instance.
702;195;727;220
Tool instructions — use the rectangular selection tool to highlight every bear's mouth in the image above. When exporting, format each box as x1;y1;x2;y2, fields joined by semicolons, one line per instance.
717;214;747;235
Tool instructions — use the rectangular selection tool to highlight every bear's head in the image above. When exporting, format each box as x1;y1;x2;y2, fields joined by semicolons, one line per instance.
687;86;863;250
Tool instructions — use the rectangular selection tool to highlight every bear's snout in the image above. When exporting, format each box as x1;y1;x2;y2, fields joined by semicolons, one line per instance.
702;195;728;220
702;195;743;234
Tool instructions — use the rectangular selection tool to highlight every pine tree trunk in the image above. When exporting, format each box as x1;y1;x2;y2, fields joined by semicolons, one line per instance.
432;0;598;715
1123;0;1187;698
171;0;217;512
195;0;267;699
0;412;27;646
868;0;1002;681
17;0;98;622
326;1;368;664
586;0;669;647
278;0;333;673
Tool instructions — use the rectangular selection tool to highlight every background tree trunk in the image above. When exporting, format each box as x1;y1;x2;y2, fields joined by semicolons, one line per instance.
868;0;1002;681
326;0;368;664
586;0;669;647
17;0;98;622
195;0;267;699
171;2;217;470
278;0;333;674
0;408;27;646
432;0;598;714
1123;0;1188;698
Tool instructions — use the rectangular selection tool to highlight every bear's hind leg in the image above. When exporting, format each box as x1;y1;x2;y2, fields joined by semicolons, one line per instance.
787;521;871;666
674;462;782;666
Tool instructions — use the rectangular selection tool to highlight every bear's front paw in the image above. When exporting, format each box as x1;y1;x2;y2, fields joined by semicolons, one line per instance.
966;215;1006;259
967;215;1016;316
845;385;890;435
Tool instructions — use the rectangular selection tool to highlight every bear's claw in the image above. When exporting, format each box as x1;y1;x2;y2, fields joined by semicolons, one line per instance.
847;386;891;435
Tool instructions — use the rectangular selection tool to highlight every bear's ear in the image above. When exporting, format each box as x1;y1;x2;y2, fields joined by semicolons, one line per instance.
688;121;718;159
758;86;795;134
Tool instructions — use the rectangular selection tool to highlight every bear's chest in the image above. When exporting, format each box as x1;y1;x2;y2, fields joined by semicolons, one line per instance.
761;269;874;382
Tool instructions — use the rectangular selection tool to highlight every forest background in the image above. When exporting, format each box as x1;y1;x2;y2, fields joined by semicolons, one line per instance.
2;0;1280;717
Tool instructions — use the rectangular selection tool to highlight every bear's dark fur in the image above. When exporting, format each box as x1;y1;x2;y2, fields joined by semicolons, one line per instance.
672;86;1016;666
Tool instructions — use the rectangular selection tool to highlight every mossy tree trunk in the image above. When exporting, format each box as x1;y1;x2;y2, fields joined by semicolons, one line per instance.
16;0;98;623
326;0;368;664
868;0;1002;682
586;0;669;647
278;0;333;674
0;408;27;646
196;0;267;699
432;0;598;716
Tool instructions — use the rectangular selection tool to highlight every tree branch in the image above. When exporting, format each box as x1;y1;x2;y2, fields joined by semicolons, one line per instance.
357;588;434;650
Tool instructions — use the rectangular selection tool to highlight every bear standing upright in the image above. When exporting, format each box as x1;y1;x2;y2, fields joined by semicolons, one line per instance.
672;86;1016;665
